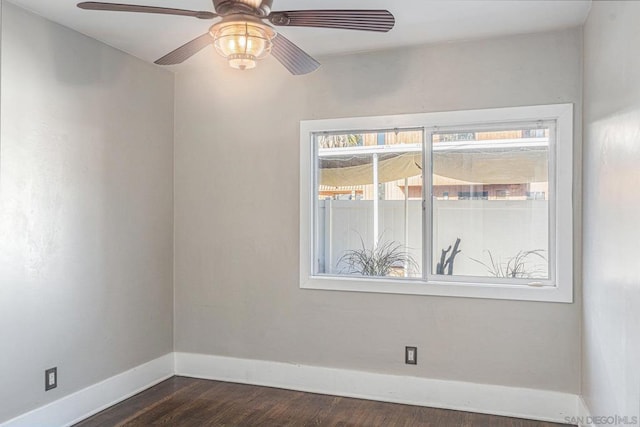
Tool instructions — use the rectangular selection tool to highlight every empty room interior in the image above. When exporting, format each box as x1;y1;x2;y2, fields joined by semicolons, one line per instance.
0;0;638;426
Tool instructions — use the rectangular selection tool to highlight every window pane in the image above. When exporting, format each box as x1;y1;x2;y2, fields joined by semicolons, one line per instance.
431;126;552;281
315;130;423;279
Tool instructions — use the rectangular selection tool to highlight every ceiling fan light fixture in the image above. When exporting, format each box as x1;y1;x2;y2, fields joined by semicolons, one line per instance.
210;18;275;71
227;53;257;70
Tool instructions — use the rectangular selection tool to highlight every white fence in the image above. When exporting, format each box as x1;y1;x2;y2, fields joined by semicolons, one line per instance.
317;199;549;278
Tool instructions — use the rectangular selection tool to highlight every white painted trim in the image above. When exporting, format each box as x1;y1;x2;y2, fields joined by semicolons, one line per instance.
575;397;594;427
175;352;578;424
0;353;174;427
300;103;574;303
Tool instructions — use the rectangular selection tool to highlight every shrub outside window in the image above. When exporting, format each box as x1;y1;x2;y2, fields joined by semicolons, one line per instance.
300;104;573;303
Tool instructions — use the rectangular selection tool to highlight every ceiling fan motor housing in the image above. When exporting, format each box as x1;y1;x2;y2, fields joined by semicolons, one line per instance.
213;0;274;17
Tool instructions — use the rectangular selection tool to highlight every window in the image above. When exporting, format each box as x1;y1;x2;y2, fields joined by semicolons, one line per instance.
315;129;424;278
300;104;573;302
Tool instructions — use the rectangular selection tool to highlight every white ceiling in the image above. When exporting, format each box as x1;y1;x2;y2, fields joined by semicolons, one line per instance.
8;0;592;69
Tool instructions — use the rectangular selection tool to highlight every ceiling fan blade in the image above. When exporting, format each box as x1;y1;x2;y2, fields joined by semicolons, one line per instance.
77;2;217;19
270;33;320;75
268;10;395;32
155;33;213;65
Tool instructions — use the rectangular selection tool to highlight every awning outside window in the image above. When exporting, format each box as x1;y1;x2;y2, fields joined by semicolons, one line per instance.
319;148;548;187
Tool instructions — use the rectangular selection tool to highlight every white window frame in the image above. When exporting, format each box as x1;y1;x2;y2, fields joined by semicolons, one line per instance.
300;104;574;303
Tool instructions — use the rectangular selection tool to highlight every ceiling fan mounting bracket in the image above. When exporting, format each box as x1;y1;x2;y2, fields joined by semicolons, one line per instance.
195;11;215;19
213;0;273;18
269;13;290;26
209;14;274;33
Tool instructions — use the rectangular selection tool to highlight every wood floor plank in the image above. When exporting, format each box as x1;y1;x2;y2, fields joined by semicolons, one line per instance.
74;376;575;427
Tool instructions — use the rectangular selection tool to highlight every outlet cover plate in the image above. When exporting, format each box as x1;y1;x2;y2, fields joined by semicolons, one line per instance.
405;346;417;365
45;367;57;391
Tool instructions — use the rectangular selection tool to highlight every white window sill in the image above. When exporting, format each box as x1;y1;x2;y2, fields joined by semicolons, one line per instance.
301;275;573;303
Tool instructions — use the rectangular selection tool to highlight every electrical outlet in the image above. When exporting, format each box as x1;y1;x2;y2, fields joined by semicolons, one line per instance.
45;367;57;391
405;346;417;365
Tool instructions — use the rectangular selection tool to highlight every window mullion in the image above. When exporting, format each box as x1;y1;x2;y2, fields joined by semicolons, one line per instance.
423;129;434;282
548;121;558;286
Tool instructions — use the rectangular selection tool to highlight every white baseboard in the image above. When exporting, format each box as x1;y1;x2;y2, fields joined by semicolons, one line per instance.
1;352;582;426
1;353;174;427
574;397;593;427
175;352;578;424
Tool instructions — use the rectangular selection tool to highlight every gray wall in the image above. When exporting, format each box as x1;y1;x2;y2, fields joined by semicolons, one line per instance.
0;3;174;422
582;1;640;422
174;28;582;393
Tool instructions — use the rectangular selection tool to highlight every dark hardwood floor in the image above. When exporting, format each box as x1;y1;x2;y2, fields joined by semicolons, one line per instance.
74;376;574;427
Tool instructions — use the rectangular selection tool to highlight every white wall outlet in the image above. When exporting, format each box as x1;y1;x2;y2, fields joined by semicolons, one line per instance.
405;346;417;365
45;367;57;391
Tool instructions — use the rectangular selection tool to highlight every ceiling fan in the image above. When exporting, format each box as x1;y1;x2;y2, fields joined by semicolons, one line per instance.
77;0;395;75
